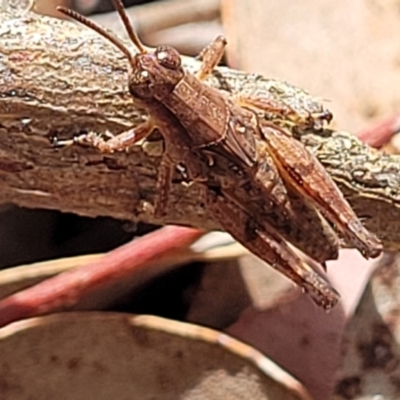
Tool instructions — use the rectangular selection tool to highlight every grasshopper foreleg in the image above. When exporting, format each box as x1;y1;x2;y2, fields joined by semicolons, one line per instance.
71;120;155;153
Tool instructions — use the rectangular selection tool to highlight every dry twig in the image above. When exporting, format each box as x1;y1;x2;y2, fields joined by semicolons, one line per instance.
0;10;399;250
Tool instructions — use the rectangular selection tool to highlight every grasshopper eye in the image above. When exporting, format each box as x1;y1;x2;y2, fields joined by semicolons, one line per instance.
155;46;181;70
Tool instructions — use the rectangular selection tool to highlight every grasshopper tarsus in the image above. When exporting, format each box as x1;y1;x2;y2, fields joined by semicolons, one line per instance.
50;133;90;149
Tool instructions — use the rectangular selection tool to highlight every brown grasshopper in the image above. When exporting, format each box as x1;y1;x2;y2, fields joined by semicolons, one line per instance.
57;0;382;309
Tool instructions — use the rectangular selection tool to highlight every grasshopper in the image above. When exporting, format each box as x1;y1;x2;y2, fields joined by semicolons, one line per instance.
57;0;382;309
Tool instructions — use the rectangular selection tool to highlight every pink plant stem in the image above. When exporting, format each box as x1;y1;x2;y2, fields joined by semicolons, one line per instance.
0;226;204;328
357;114;400;148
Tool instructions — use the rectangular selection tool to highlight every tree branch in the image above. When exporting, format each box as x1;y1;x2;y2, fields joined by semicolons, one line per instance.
0;10;399;250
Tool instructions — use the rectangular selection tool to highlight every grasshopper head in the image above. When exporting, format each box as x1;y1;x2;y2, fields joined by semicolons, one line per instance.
129;46;185;101
58;1;185;105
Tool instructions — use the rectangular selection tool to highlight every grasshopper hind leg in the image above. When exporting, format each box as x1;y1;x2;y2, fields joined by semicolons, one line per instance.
258;121;382;259
205;189;340;310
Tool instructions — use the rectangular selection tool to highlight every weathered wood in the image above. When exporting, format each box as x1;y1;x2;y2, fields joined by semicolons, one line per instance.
0;10;399;250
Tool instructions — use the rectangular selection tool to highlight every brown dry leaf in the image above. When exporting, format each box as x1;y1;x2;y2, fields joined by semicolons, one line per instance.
186;254;296;330
0;231;247;320
34;0;71;16
222;0;400;133
0;312;312;400
226;250;380;400
333;254;400;400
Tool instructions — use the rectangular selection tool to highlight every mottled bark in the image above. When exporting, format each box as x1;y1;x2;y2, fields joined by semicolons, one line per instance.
0;10;399;249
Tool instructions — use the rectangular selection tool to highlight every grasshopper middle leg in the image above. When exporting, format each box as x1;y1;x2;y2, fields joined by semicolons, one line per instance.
196;36;227;81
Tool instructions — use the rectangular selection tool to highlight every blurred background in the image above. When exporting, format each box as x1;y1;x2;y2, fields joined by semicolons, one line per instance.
1;1;400;399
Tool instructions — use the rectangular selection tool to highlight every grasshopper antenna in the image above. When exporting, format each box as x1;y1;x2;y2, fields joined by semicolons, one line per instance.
57;5;146;61
110;0;147;54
